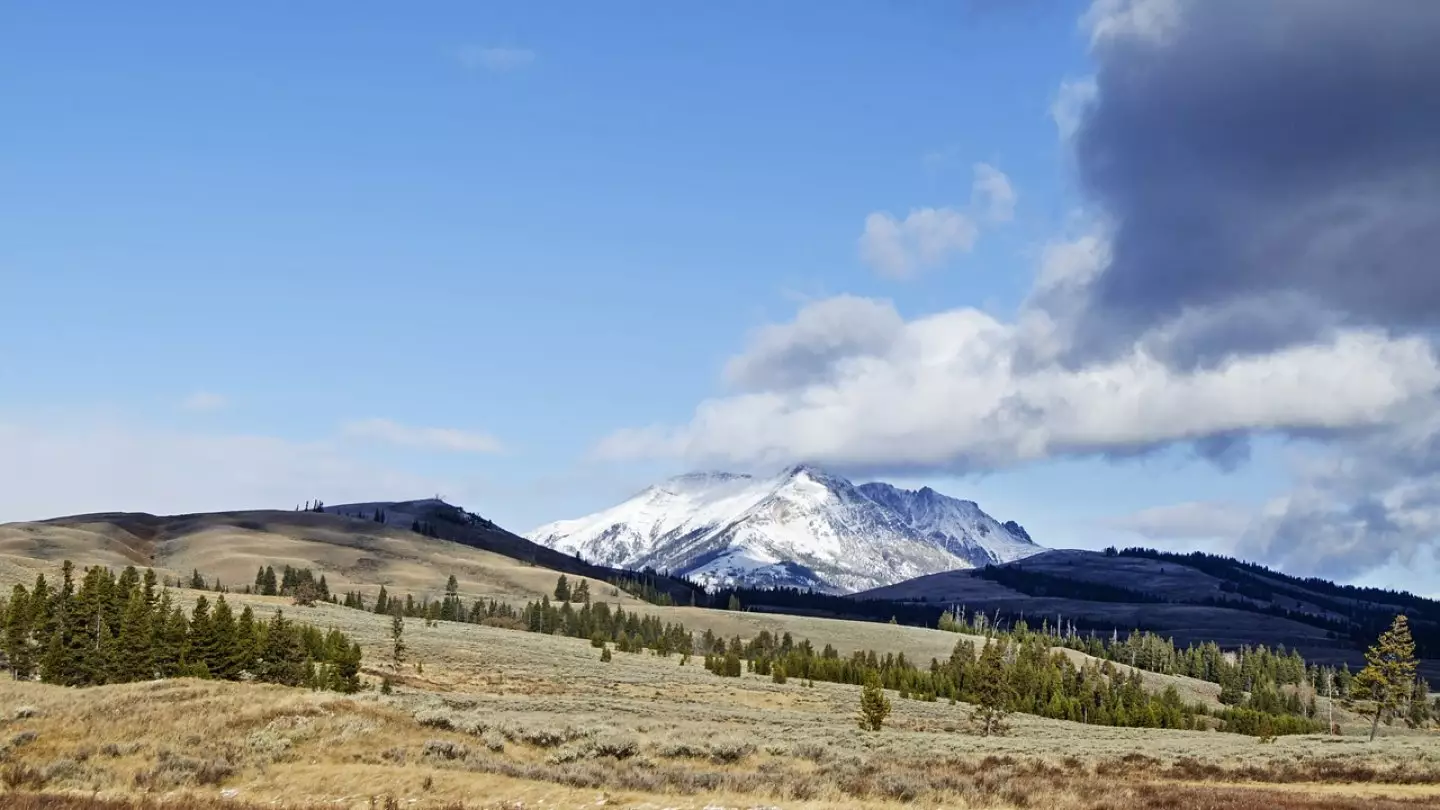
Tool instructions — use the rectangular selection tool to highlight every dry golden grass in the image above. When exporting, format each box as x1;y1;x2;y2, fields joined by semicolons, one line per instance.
0;512;654;610
0;515;1235;712
0;518;1433;808
0;597;1435;810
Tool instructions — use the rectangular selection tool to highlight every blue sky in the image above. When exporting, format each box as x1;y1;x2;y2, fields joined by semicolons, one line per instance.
5;1;1438;596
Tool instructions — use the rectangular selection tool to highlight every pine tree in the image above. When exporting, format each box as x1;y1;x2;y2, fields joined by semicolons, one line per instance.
114;591;155;682
858;672;891;731
390;610;406;672
186;595;218;677
973;640;1014;737
574;579;590;604
600;645;612;663
554;575;571;602
150;595;181;677
441;576;460;621
141;569;158;607
374;586;389;616
256;611;308;686
261;566;278;597
233;605;259;677
4;585;34;680
209;596;239;679
1353;615;1419;741
1218;668;1245;705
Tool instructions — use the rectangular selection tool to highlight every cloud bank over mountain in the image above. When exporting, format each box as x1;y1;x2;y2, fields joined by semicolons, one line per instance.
599;0;1440;583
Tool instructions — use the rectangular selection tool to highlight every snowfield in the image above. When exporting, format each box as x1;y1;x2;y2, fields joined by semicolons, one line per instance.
527;465;1043;593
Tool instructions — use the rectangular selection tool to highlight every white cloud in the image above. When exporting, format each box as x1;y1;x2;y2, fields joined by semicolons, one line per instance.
859;164;1016;279
1082;0;1183;46
0;419;466;524
858;208;978;279
971;163;1017;223
723;296;904;392
1101;501;1254;543
341;418;504;454
1050;77;1098;141
457;46;536;72
180;391;228;412
596;295;1440;474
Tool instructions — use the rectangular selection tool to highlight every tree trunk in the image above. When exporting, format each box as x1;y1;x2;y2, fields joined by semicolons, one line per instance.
1369;707;1382;741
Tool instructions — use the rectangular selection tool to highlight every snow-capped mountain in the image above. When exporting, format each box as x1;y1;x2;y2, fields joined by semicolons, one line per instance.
526;465;1043;593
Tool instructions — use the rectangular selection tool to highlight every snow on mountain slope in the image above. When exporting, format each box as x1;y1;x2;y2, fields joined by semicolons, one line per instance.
526;465;1043;593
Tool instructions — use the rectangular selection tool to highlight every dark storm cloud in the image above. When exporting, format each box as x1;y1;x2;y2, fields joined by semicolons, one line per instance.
1073;0;1440;364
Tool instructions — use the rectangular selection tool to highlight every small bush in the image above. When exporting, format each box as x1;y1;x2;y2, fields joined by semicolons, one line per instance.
2;762;47;791
481;730;505;752
9;731;38;750
134;751;235;789
793;741;831;763
592;735;639;760
546;743;594;765
421;740;468;761
413;709;455;730
657;740;706;759
504;724;587;748
708;738;755;764
879;772;924;801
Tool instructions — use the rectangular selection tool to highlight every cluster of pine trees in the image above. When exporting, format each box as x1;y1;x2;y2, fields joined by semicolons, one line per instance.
0;562;362;692
251;565;332;603
936;606;1434;729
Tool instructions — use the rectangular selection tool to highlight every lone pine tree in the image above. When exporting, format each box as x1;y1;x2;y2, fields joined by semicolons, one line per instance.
1353;614;1419;741
858;672;892;731
390;609;407;673
973;639;1015;737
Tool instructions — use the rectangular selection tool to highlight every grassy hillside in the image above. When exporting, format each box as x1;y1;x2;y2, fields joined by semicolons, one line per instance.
0;595;1434;809
0;508;671;610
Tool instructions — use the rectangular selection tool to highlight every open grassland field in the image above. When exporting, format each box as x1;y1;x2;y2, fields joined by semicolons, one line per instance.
0;584;1435;810
0;512;659;610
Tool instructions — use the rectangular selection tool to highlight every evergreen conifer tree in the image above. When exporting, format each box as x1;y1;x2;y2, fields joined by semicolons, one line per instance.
858;673;891;731
1353;615;1419;741
209;596;239;679
390;610;406;672
186;596;217;677
114;591;155;682
973;640;1014;736
4;585;34;680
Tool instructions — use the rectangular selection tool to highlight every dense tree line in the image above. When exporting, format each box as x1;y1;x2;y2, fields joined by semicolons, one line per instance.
975;564;1166;604
0;562;362;692
1116;547;1440;657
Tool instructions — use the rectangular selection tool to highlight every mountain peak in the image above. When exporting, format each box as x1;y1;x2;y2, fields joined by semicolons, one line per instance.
780;462;830;480
527;468;1044;593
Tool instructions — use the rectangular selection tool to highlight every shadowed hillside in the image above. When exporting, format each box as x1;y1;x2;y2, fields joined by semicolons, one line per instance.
858;548;1440;679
